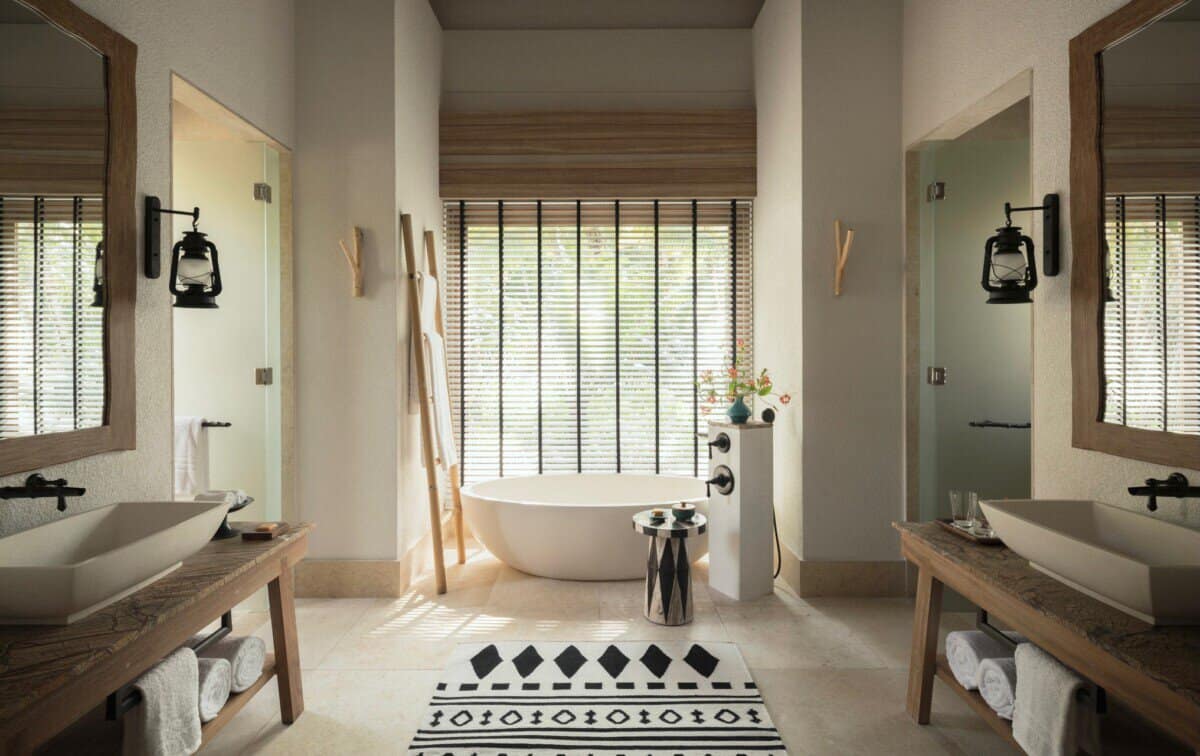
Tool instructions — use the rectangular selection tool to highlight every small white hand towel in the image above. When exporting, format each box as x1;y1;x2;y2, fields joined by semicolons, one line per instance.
122;647;201;756
196;657;232;723
1013;643;1102;756
945;630;1021;691
197;635;266;693
977;656;1017;720
173;417;209;500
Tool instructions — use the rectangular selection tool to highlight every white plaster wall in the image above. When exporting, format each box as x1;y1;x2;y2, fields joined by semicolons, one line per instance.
0;0;294;538
903;0;1200;528
443;29;752;110
753;0;904;562
751;0;804;558
293;0;441;561
395;0;444;559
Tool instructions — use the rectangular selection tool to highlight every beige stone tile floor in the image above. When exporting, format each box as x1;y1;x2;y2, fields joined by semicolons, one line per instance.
196;548;1014;755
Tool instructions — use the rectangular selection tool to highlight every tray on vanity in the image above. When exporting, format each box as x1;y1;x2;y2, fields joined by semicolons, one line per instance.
935;518;1003;546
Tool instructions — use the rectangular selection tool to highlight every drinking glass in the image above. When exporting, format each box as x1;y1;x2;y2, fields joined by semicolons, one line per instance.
948;490;970;528
970;493;994;537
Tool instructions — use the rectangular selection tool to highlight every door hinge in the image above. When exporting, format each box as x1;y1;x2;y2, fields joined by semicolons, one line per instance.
253;183;272;203
926;366;947;386
926;181;945;202
255;367;274;386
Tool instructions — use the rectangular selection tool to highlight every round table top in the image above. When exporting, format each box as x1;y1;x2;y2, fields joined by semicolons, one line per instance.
632;509;707;538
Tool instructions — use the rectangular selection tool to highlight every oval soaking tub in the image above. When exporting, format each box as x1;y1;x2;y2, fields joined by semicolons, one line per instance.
461;474;708;580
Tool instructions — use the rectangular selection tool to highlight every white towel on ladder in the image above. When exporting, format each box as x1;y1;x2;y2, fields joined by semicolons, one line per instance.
417;272;457;469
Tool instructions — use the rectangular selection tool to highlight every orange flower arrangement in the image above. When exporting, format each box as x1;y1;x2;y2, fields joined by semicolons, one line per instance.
697;339;791;413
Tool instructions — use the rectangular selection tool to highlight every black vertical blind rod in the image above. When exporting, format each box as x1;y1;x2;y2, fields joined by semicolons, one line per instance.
614;200;621;473
575;200;582;473
497;200;505;477
653;200;661;474
1157;194;1168;431
536;201;543;474
32;196;43;435
691;199;699;478
72;196;82;429
459;200;466;481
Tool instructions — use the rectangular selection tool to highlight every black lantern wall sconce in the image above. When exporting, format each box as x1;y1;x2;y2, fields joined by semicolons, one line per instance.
981;193;1059;304
144;196;223;308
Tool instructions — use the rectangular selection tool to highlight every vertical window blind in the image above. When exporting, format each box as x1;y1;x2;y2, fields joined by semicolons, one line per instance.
1103;193;1200;433
444;200;753;483
0;195;105;439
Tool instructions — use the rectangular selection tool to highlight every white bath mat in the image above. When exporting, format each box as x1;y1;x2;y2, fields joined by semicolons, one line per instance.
408;641;786;754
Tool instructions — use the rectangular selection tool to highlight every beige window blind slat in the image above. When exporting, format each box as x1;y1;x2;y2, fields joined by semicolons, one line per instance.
444;199;753;484
1103;193;1200;434
0;194;105;439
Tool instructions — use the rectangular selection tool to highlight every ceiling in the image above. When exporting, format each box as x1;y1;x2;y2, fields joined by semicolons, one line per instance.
428;0;765;30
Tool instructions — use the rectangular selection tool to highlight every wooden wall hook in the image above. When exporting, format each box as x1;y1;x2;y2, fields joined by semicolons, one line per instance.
834;219;854;297
338;226;364;297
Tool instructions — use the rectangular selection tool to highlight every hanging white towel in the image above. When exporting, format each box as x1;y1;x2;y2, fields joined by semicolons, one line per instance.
977;656;1017;720
1013;643;1102;756
423;331;458;469
173;417;210;500
196;657;231;723
122;647;201;756
197;635;266;693
945;630;1022;691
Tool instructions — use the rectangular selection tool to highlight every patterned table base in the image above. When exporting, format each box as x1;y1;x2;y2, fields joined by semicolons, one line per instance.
645;535;693;626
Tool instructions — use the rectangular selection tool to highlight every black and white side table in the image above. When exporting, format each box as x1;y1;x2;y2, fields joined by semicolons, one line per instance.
632;510;707;626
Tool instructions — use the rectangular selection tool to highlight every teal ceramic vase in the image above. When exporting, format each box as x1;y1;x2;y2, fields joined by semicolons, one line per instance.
727;395;751;424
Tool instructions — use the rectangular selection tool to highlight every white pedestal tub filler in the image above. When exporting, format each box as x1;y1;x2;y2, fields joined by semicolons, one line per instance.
460;473;708;580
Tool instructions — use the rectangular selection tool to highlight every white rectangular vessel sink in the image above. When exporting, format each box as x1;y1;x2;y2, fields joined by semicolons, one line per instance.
0;500;227;625
980;499;1200;625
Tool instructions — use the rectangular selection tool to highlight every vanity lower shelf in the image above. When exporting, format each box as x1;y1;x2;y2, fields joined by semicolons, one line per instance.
199;652;277;748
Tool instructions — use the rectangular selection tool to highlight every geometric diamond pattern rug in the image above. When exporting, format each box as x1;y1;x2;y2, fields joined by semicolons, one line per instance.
408;641;786;754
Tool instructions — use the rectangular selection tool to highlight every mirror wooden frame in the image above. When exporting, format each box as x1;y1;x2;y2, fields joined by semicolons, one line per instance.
1069;0;1200;468
0;0;136;475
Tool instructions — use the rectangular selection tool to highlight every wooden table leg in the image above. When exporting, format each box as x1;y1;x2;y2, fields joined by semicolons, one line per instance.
268;557;304;724
906;565;943;724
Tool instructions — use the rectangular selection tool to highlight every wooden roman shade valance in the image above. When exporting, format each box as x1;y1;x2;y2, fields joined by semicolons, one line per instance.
439;110;756;200
0;108;106;195
1103;104;1200;194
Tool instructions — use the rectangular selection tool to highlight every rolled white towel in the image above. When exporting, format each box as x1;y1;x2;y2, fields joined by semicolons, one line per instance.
197;657;232;723
945;630;1022;691
977;656;1017;720
197;636;266;693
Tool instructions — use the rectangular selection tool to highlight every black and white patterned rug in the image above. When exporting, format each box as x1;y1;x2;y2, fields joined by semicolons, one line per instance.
408;641;785;754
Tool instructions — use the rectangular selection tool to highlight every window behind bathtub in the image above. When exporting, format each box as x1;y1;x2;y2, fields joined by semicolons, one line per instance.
443;200;753;484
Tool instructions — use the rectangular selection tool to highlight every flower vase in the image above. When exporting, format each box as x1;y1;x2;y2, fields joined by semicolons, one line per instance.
727;395;751;424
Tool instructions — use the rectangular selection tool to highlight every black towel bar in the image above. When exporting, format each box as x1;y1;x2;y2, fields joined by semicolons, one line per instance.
201;420;232;428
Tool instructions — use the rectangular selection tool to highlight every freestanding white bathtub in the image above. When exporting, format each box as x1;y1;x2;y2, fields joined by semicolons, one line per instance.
461;473;708;580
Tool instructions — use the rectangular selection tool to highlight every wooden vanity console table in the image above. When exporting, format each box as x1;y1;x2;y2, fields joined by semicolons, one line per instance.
897;522;1200;752
0;522;311;755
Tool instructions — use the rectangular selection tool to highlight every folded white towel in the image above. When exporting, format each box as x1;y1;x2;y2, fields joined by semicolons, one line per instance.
977;656;1017;720
173;417;209;500
195;489;249;507
198;636;266;693
197;657;231;723
122;647;201;756
1013;643;1101;756
945;630;1022;691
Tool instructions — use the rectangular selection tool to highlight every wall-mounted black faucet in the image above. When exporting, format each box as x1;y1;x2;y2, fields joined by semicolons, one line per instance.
0;473;86;512
707;432;731;459
706;465;735;497
1128;472;1200;512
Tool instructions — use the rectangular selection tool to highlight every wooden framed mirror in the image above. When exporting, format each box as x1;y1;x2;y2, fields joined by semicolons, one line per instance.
1070;0;1200;467
0;0;136;474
